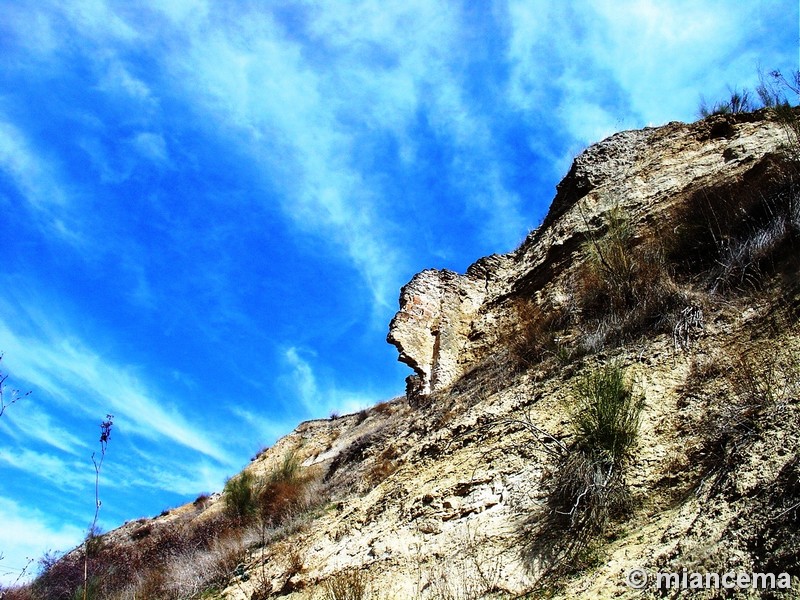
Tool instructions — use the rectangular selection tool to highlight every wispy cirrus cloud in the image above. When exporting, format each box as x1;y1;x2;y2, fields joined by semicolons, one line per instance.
0;119;84;245
506;0;795;152
0;402;85;455
0;447;88;492
281;346;378;418
0;300;232;465
152;1;532;302
163;11;404;308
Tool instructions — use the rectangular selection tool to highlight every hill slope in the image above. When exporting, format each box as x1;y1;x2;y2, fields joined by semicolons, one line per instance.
10;109;800;600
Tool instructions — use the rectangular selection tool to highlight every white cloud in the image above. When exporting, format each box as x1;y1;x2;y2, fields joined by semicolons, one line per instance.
97;60;158;110
0;120;69;212
0;402;85;455
229;406;299;449
0;302;233;465
155;1;536;301
165;17;405;308
118;446;232;496
505;0;783;148
282;346;376;417
62;0;138;42
0;496;84;586
130;132;169;164
0;447;87;491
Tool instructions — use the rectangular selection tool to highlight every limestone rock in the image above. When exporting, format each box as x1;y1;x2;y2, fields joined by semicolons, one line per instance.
386;268;487;396
388;111;790;396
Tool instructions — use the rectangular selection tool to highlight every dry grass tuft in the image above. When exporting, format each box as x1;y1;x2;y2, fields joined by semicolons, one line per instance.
323;568;371;600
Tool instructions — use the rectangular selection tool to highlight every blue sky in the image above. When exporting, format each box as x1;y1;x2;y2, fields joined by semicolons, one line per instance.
0;0;796;584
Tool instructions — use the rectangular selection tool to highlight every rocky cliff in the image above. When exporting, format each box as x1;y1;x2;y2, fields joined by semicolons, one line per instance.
388;112;793;398
14;109;800;600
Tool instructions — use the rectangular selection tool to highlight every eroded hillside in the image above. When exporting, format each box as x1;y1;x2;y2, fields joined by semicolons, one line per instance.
9;108;800;600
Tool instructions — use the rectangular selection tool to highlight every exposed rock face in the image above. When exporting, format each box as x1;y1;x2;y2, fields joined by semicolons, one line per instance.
388;111;791;396
386;256;511;396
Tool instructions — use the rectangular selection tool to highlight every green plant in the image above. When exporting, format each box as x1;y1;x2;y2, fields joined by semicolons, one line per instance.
581;206;636;298
256;450;312;526
575;205;680;349
571;365;644;463
518;365;643;587
223;470;258;523
272;450;301;483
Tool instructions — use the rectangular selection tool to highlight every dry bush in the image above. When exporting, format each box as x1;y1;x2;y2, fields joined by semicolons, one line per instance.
325;431;380;484
422;527;505;600
688;345;800;495
28;549;84;600
668;158;800;295
573;206;684;350
162;533;245;600
257;451;320;526
0;588;35;600
371;400;395;416
367;445;399;485
510;299;570;368
323;568;371;600
19;510;244;600
258;478;308;525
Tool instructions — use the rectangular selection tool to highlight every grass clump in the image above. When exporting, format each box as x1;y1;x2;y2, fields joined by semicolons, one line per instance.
552;364;643;536
323;568;371;600
574;205;681;350
699;86;753;117
224;470;258;524
571;364;645;463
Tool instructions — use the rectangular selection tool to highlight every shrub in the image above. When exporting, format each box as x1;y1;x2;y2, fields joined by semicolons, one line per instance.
550;364;643;535
368;445;400;484
511;299;569;367
323;568;370;600
570;364;644;464
699;87;753;117
581;206;637;302
520;364;643;586
574;206;680;348
224;471;258;523
257;450;317;526
668;160;800;294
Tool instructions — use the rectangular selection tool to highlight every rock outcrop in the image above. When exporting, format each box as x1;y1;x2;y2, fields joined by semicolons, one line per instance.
387;111;792;397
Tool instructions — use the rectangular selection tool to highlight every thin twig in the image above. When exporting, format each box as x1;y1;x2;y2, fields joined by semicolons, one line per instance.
83;415;113;600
